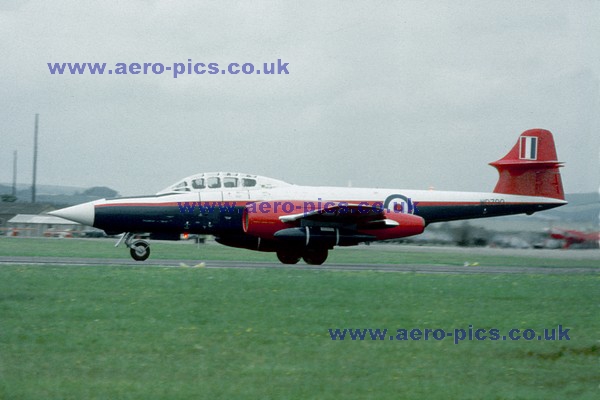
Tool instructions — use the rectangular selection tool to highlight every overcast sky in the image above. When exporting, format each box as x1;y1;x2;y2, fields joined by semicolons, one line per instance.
1;0;598;196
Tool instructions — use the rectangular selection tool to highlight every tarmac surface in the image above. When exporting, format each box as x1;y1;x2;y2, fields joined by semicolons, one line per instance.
0;255;597;275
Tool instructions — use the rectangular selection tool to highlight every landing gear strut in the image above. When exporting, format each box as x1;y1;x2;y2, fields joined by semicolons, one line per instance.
116;233;151;261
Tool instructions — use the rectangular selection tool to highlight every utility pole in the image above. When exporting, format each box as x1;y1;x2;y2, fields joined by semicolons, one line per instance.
31;113;39;203
12;150;17;197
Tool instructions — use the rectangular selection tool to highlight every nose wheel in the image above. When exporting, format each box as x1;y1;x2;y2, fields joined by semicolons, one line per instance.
130;240;150;261
116;233;151;261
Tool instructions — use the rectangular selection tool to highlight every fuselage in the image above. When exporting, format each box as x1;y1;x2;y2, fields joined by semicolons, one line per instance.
87;182;564;236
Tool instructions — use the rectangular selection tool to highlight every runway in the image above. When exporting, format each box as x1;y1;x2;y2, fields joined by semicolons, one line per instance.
0;256;597;275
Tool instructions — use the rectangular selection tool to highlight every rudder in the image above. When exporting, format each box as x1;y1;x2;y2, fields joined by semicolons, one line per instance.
489;129;565;200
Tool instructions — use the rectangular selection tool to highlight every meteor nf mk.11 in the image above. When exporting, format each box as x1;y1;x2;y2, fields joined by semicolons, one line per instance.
51;129;566;265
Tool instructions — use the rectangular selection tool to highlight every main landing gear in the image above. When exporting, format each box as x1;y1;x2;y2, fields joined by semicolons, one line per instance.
276;247;329;265
116;233;151;261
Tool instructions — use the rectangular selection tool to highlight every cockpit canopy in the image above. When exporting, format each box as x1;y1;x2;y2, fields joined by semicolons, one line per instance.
156;172;292;194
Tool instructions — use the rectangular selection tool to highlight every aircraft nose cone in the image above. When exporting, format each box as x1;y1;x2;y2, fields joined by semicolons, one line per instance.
49;201;96;226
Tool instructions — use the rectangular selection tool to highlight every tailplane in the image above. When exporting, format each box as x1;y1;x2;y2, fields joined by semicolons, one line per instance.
490;129;565;200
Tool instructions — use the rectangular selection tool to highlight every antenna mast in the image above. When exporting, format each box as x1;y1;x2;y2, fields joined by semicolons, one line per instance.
12;150;17;197
31;114;39;203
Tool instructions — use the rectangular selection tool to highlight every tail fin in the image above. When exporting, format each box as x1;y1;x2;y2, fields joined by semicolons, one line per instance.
489;129;565;200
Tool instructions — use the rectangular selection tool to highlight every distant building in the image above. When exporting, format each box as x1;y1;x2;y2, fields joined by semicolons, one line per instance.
0;203;56;234
6;214;85;237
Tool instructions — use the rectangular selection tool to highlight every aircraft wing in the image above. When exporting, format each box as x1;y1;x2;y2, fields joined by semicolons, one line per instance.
279;204;399;229
244;200;425;246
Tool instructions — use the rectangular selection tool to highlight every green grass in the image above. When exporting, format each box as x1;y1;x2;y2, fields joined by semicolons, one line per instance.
0;237;598;268
0;264;598;399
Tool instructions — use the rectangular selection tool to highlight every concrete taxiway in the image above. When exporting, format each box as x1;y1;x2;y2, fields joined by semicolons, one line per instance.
0;256;597;275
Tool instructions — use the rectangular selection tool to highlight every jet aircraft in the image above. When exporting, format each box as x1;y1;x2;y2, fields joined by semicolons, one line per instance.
548;228;600;249
51;129;566;264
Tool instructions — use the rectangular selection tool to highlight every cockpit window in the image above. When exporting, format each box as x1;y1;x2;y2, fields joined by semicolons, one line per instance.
191;178;205;189
223;177;238;188
207;177;221;189
173;181;189;191
242;178;257;187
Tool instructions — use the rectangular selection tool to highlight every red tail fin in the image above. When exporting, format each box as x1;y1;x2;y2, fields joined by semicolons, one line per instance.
489;129;565;200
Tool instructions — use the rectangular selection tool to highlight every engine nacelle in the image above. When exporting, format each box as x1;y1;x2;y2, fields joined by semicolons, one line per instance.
242;202;294;239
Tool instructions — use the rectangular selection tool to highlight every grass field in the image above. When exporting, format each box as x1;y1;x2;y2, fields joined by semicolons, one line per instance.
0;238;598;399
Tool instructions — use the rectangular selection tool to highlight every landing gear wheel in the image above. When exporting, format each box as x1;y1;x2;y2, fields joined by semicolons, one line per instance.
130;240;150;261
276;250;301;265
302;248;328;265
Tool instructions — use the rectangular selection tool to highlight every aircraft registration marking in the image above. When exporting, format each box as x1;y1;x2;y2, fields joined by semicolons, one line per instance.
480;199;506;205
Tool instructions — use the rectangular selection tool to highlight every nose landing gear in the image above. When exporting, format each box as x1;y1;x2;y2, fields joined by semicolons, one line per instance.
116;233;151;261
129;240;150;261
